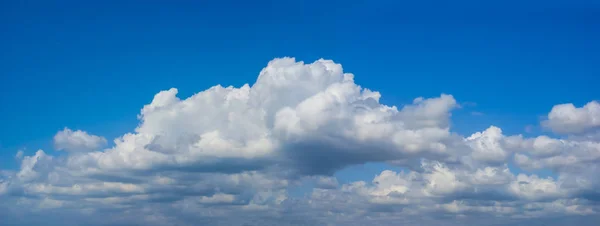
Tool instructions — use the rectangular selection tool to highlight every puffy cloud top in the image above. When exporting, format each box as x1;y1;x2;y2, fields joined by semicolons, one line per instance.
542;101;600;135
53;128;107;152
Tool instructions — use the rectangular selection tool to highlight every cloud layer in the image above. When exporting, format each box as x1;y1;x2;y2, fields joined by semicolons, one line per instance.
1;58;599;226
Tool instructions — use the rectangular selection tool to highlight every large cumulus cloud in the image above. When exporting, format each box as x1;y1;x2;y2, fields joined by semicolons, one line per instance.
1;58;599;226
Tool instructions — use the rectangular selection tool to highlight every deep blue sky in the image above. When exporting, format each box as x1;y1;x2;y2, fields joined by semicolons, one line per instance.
0;0;598;171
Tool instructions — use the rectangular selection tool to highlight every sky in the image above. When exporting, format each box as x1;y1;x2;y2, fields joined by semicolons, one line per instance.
0;0;599;225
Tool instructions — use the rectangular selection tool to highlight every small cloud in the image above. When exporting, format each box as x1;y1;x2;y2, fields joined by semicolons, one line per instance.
15;149;24;159
470;111;484;116
541;101;600;135
54;128;107;152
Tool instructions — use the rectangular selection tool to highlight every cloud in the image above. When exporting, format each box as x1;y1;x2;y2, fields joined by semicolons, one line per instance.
307;160;596;225
314;176;339;189
1;58;599;226
15;150;24;159
465;126;509;164
52;58;460;178
16;150;53;182
53;128;107;152
471;111;484;116
542;101;600;135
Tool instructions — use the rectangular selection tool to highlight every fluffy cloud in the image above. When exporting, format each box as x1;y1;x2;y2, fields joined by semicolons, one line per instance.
54;128;107;152
55;58;460;178
542;101;600;135
1;58;599;226
465;126;509;164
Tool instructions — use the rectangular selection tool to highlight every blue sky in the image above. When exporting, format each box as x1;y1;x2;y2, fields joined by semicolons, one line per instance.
0;1;599;225
2;0;597;167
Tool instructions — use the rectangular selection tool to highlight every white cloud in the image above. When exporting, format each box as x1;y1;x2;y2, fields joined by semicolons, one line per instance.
1;58;599;226
511;137;600;173
51;58;461;177
314;176;339;189
508;174;564;201
542;101;600;135
308;160;592;222
465;126;509;164
16;150;53;182
54;128;107;152
421;161;468;197
15;150;24;159
197;193;236;204
470;166;513;185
